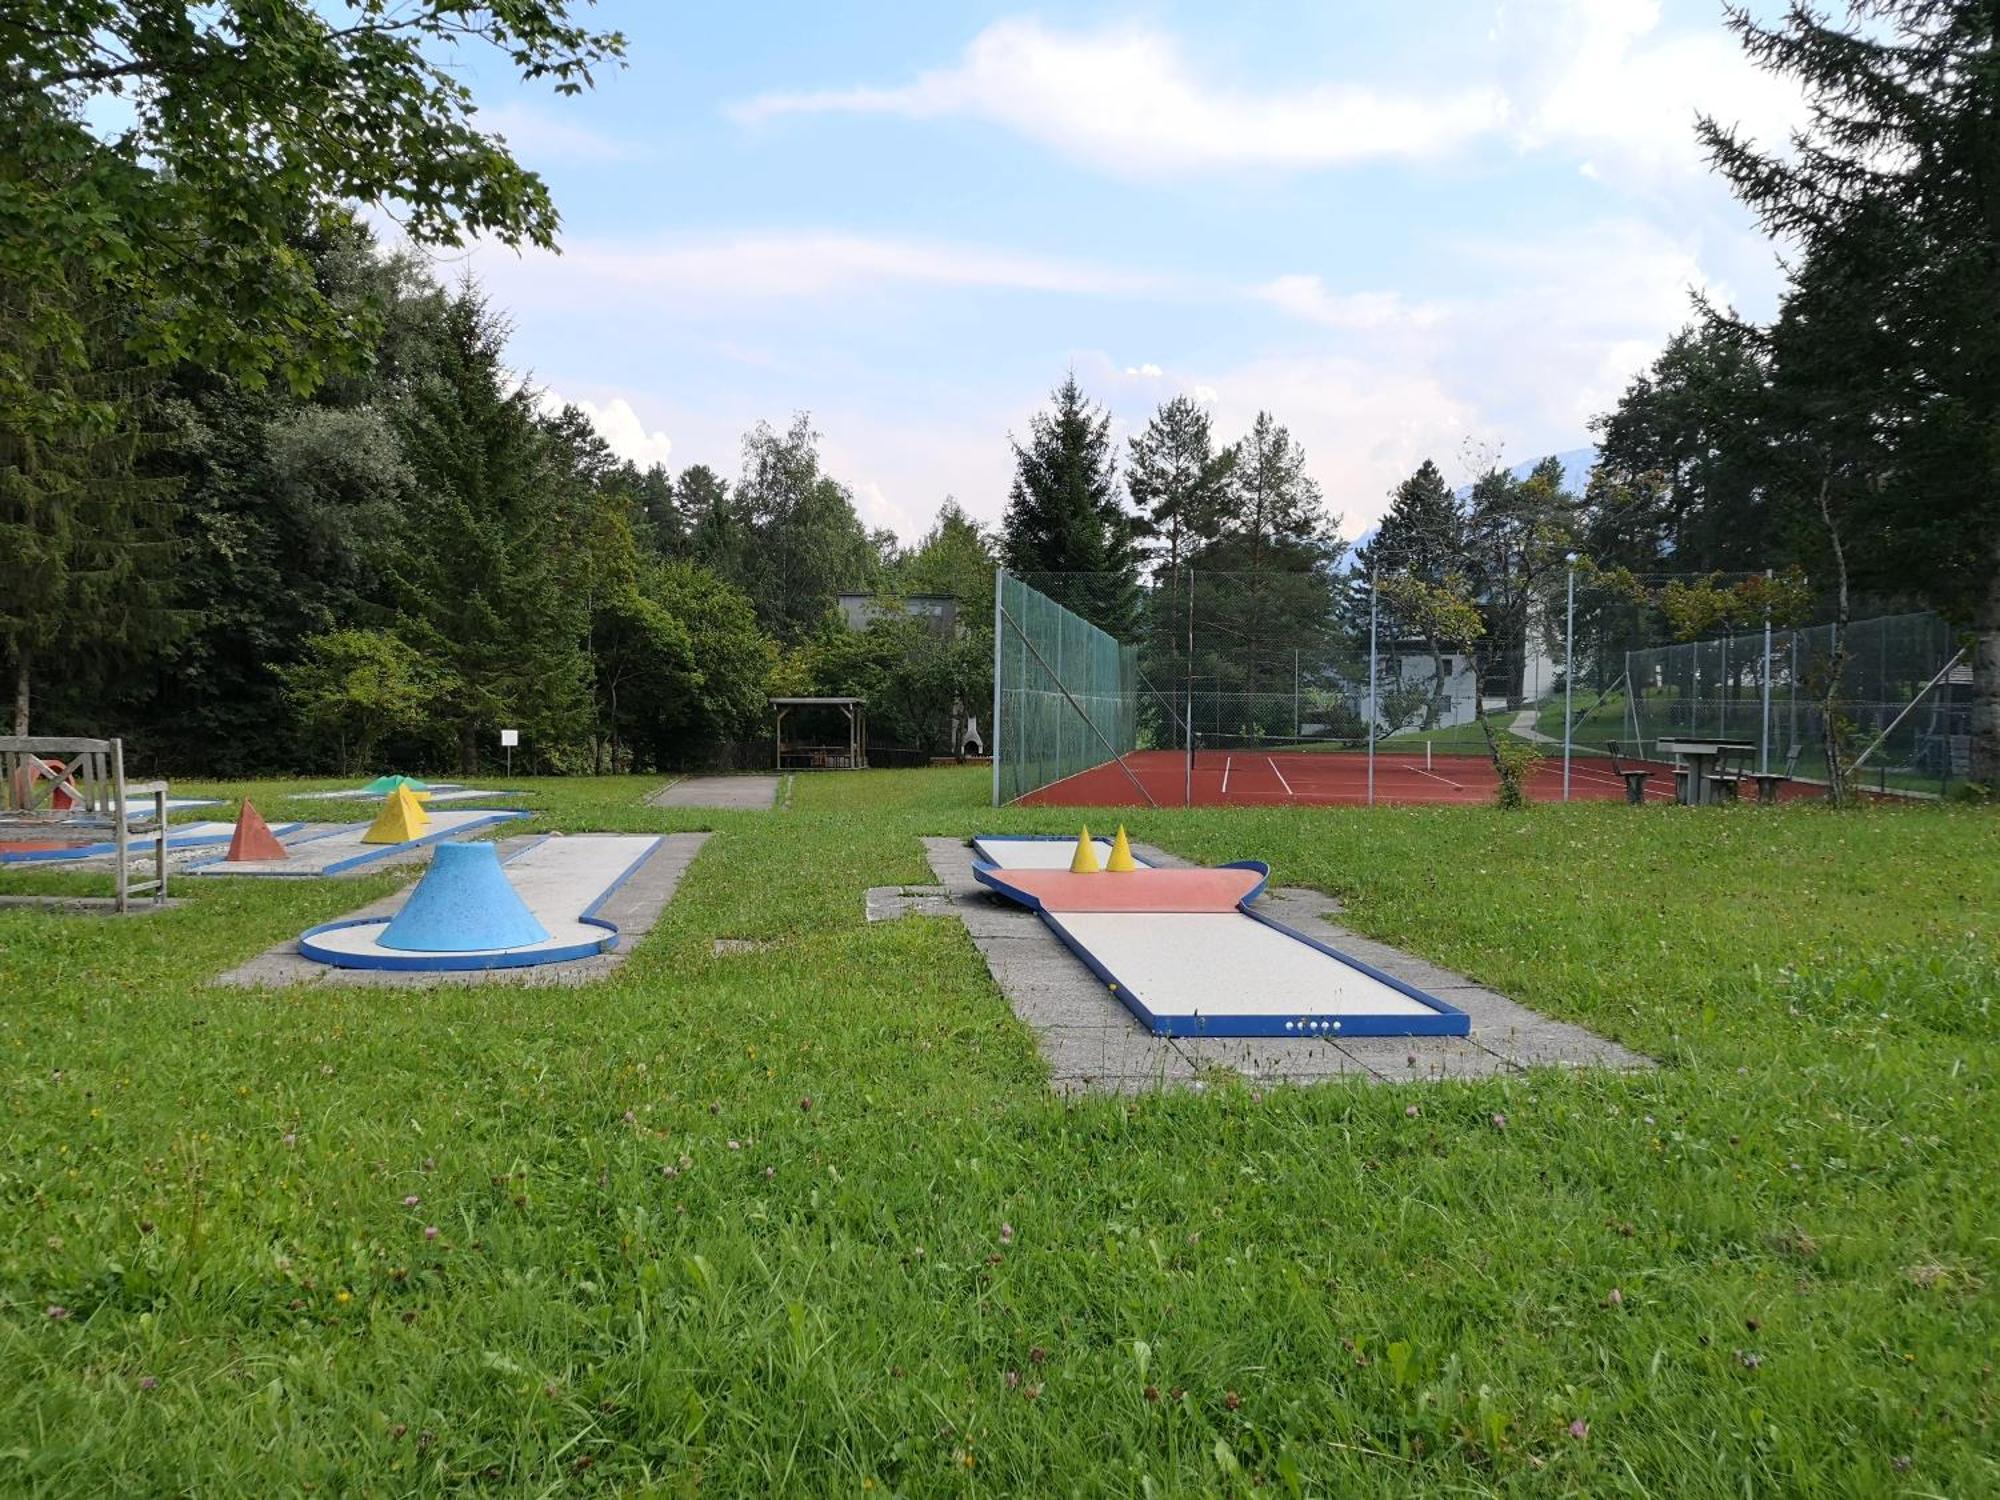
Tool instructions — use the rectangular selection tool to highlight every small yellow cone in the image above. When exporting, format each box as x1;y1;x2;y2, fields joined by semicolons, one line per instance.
1069;824;1102;874
361;787;429;845
1107;825;1138;872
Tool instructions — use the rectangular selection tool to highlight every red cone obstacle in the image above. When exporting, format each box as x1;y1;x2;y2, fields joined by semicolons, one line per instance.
225;800;289;863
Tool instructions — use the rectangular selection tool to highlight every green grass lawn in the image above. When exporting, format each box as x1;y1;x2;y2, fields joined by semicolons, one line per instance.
3;771;1995;1495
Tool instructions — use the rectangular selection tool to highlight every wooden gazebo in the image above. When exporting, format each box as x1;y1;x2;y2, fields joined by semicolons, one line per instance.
770;697;868;770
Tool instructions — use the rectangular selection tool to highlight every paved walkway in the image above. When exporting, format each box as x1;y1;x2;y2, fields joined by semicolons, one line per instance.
923;836;1648;1094
648;775;780;811
1509;709;1558;743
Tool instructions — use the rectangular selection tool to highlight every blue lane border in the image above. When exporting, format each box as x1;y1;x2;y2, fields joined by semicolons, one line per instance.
297;835;664;972
970;848;1469;1039
2;821;305;865
182;822;363;872
190;811;532;878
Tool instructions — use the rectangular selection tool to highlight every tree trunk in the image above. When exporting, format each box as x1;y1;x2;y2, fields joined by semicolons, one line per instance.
1972;561;2000;790
459;723;478;777
11;649;29;736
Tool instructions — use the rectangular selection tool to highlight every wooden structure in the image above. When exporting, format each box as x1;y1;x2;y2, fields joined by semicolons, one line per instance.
770;697;868;771
1;737;170;911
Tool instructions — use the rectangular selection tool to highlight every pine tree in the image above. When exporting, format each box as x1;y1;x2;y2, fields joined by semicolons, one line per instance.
1001;374;1139;636
1126;395;1235;576
1700;0;2000;787
391;285;590;772
1190;412;1345;735
1353;460;1469;729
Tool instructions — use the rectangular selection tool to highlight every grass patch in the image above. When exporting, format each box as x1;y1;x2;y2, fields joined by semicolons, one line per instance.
2;771;1995;1494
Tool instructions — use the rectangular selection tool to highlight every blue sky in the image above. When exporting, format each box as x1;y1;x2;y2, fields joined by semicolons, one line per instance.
425;0;1802;541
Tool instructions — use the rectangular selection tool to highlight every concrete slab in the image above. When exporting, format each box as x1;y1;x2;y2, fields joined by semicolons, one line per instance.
215;832;709;989
648;776;780;811
865;885;952;921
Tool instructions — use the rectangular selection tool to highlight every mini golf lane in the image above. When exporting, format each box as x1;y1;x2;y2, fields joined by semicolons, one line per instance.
973;856;1468;1039
186;809;530;877
299;834;663;971
2;819;302;863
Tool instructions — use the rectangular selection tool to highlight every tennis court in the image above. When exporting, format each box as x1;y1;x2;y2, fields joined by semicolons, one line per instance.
1018;744;1705;808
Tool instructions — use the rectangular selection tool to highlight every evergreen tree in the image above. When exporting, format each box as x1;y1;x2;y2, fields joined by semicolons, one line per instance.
1187;412;1346;737
676;464;740;576
391;286;589;772
0;273;181;736
1352;459;1469;729
1126;395;1235;576
1001;374;1139;637
1586;322;1773;572
1699;0;2000;786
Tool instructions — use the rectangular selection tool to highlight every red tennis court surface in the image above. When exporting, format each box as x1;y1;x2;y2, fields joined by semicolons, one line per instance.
1017;748;1821;808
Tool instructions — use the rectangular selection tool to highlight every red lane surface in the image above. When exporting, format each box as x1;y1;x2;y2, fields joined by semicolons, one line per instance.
1017;749;1823;808
982;866;1263;912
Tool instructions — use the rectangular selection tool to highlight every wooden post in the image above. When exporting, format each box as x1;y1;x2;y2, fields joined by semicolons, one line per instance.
111;739;129;915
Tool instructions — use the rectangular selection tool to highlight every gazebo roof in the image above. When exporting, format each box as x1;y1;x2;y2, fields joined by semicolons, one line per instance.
769;696;867;706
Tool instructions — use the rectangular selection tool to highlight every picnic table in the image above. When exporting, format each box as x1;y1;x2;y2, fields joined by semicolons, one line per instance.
1656;739;1757;806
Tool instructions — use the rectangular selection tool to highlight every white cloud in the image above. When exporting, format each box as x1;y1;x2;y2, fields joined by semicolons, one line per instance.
730;8;1804;191
470;230;1166;309
1123;362;1164;377
536;390;675;468
475;101;648;164
1499;0;1805;183
1252;276;1442;331
1181;354;1490;536
730;18;1507;175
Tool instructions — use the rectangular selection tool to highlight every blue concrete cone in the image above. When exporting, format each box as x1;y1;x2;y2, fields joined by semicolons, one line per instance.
378;842;550;952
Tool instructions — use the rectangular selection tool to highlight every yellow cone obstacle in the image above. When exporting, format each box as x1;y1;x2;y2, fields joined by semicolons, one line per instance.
1069;824;1102;874
1107;825;1138;872
361;785;430;845
400;784;432;825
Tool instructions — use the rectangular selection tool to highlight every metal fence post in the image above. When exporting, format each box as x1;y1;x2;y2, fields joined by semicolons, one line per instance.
1760;569;1773;775
1184;567;1195;808
1367;570;1378;808
1563;561;1575;801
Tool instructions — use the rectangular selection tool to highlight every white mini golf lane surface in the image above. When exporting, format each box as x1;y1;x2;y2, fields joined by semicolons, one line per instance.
1053;911;1439;1028
972;835;1145;869
188;809;528;876
297;785;522;803
301;835;662;968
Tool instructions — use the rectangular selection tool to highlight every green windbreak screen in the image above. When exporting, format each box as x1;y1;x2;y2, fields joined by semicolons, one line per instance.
995;572;1139;804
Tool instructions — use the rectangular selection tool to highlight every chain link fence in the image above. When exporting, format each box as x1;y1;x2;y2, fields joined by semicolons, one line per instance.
997;567;1971;803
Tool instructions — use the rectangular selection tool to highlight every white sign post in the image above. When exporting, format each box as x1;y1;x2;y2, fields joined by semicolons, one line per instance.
500;728;519;777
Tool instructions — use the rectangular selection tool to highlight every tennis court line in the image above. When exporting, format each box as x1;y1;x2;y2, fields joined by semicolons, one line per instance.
1408;764;1467;790
1266;756;1295;797
1221;756;1234;796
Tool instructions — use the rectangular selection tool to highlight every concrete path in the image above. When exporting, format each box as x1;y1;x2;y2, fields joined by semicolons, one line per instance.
648;775;780;811
923;836;1649;1094
216;832;710;989
1509;709;1558;743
